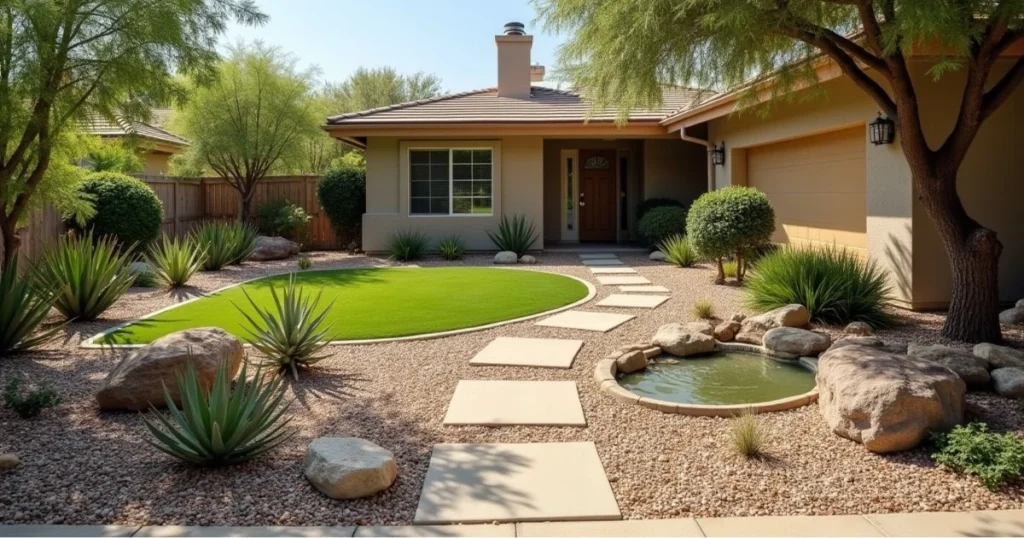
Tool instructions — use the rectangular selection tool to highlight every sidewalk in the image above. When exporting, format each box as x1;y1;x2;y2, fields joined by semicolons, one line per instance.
3;510;1024;537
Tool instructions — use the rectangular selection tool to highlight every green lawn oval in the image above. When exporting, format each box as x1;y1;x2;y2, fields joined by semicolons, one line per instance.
99;267;590;345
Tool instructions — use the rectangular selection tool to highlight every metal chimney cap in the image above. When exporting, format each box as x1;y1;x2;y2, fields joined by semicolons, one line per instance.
503;22;526;35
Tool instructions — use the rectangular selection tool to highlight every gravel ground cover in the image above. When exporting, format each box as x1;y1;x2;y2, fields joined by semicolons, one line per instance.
2;251;1024;526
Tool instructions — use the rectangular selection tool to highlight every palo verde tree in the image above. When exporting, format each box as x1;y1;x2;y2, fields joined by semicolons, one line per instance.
537;0;1024;343
0;0;266;264
173;43;318;221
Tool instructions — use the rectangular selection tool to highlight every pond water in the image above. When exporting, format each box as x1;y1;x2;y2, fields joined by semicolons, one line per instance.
617;351;816;406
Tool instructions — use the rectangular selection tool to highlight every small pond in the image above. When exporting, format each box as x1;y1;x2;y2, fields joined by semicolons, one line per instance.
617;351;816;406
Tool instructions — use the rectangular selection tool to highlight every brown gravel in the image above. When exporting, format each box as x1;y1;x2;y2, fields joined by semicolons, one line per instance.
2;251;1024;526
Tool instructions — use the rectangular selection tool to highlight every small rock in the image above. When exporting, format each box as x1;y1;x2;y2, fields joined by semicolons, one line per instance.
991;368;1024;399
974;343;1024;369
518;255;536;264
735;304;811;344
763;327;831;357
908;343;990;389
1000;307;1024;324
714;321;741;342
729;313;746;323
494;251;517;264
844;322;874;336
0;454;21;471
303;438;398;499
650;251;667;261
249;236;300;261
615;350;647;374
129;261;150;274
651;324;715;357
657;455;669;462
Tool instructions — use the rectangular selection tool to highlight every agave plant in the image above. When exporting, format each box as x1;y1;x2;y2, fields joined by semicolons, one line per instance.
193;222;236;271
32;232;136;321
147;235;206;288
226;221;258;265
657;234;697;267
235;274;333;380
486;214;538;257
386;229;428;262
142;361;293;466
1;258;61;357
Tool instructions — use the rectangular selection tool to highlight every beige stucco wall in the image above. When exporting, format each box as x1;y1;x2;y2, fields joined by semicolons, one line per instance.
642;138;708;210
140;151;172;176
361;136;544;252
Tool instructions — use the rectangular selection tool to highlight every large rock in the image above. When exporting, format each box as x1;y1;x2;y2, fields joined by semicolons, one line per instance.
714;321;741;342
615;349;647;374
735;304;811;345
830;336;886;351
1000;307;1024;324
649;251;667;261
763;327;831;357
518;255;537;264
304;437;398;499
96;328;243;411
1018;299;1024;308
651;324;715;357
974;343;1024;369
991;368;1024;399
682;321;714;337
817;345;966;453
908;343;990;388
494;251;517;264
249;236;300;261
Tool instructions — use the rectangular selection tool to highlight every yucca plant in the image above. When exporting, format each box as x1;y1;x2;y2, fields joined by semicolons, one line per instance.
1;258;61;357
193;222;236;271
148;235;206;288
437;235;465;261
235;274;333;380
226;221;258;265
386;230;428;262
657;234;697;267
486;214;538;257
32;232;136;321
142;360;293;466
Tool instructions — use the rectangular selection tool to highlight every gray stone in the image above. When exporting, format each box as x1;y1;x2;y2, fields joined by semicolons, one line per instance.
0;453;21;471
494;251;518;264
518;255;537;264
714;321;741;342
763;327;831;357
649;251;667;261
129;261;150;274
1000;307;1024;324
735;304;811;344
830;336;886;351
844;321;874;336
304;437;398;499
908;343;991;389
991;368;1024;399
249;235;300;261
1018;299;1024;308
615;350;647;374
817;345;965;453
975;343;1024;369
651;324;715;357
96;328;243;411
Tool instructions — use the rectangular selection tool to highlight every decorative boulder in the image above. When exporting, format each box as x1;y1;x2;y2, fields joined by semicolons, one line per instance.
0;454;21;471
304;437;398;499
714;321;741;342
615;349;647;374
830;336;886;351
991;368;1024;399
763;327;831;358
494;251;518;264
129;261;150;274
249;236;300;261
844;322;873;336
735;304;811;345
652;324;715;357
817;345;966;453
518;255;537;264
96;328;243;411
908;343;990;388
974;343;1024;369
649;251;667;261
682;321;714;337
1019;299;1024;308
1000;307;1024;324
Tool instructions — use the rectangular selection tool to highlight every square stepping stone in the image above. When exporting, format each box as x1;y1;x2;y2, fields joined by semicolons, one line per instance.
590;267;637;274
596;294;670;309
413;442;621;524
536;311;634;332
578;253;618;259
619;285;671;293
582;259;625;266
596;276;651;286
443;380;585;426
469;337;583;369
355;525;515;537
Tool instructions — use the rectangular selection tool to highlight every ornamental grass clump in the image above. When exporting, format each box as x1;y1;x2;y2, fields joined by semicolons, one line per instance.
657;234;697;267
437;235;465;261
692;299;715;320
744;245;893;327
0;258;60;357
386;230;429;261
147;235;206;288
932;422;1024;491
142;361;293;466
226;221;258;265
33;232;136;321
731;409;765;459
687;187;775;284
235;274;333;380
193;221;237;271
487;214;538;256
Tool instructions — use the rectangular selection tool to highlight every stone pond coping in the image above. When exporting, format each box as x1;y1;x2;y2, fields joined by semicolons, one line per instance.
80;267;597;350
5;509;1024;536
596;342;819;417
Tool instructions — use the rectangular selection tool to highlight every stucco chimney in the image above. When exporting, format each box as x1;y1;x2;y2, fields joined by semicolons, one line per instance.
496;22;533;98
530;65;545;82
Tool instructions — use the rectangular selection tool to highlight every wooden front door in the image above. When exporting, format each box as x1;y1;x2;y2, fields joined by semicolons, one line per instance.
578;149;617;241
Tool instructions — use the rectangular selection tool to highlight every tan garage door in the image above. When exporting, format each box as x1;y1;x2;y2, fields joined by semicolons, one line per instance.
746;126;867;256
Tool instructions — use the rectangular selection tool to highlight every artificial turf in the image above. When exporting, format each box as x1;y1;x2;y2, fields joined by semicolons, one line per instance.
99;267;590;345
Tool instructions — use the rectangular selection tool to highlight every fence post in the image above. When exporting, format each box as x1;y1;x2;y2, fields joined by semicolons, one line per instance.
172;180;179;237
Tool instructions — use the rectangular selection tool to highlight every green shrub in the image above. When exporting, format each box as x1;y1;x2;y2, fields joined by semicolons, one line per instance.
132;268;158;288
722;260;739;279
387;230;429;262
147;235;206;288
3;375;61;418
687;187;775;283
87;141;143;174
236;274;333;380
254;199;310;243
731;409;765;458
657;234;697;267
692;299;715;320
1;258;60;357
744;246;893;327
226;221;258;265
318;166;366;245
487;214;538;256
71;172;163;250
638;206;688;247
142;361;293;466
33;232;136;321
636;197;685;222
193;222;237;271
932;423;1024;491
438;235;465;261
297;255;312;270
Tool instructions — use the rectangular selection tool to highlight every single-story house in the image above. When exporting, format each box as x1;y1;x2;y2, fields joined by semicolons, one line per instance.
83;111;189;175
324;22;1023;311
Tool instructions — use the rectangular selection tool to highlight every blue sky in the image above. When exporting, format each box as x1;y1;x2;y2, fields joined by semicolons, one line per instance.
224;0;567;92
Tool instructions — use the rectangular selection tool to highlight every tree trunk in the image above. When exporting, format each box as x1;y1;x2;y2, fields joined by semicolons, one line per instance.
714;258;725;285
0;217;20;266
238;188;254;224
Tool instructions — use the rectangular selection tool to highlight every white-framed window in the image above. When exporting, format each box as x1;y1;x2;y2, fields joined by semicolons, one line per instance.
409;148;493;216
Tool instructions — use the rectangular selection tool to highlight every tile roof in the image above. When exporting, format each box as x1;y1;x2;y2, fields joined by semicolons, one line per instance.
82;114;189;147
326;86;715;125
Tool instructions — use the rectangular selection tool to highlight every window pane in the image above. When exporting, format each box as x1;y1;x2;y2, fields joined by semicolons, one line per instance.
453;180;472;196
473;181;491;196
429;150;449;164
453;149;472;164
410;198;430;214
410;150;430;165
453;198;472;214
453;164;472;180
430;164;448;180
473;198;493;214
430;179;449;197
411;164;430;182
431;198;450;214
411;181;430;197
472;164;491;180
473;149;491;163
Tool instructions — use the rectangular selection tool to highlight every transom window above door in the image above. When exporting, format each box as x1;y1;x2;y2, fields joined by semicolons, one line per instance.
410;148;493;216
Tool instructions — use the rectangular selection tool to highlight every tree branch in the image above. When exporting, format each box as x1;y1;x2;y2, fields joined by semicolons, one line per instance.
981;54;1024;122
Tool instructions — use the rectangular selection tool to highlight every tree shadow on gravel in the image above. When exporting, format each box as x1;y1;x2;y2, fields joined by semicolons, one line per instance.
166;285;206;302
286;369;372;410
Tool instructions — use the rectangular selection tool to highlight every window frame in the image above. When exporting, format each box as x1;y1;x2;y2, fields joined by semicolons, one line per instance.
407;146;495;217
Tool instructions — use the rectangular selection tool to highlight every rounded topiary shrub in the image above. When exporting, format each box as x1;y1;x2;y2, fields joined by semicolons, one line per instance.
317;166;366;245
636;197;685;222
72;172;163;250
638;205;688;247
686;186;775;282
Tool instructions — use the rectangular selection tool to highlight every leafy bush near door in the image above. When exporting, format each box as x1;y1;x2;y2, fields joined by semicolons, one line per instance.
636;197;685;222
317;166;366;246
254;199;311;243
32;232;136;321
69;172;163;251
638;206;687;247
0;258;60;357
487;214;538;256
686;187;775;284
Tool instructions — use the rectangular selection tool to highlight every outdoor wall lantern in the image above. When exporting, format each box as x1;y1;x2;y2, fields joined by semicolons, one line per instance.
711;142;726;165
869;113;896;145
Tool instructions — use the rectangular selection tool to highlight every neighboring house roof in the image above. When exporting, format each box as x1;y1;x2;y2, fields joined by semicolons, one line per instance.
83;114;189;148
